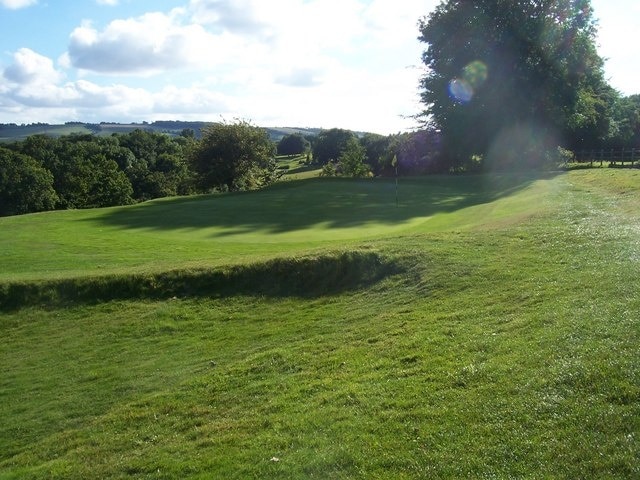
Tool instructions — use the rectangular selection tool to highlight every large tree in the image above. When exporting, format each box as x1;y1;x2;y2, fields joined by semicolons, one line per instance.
311;128;357;165
359;133;392;175
0;147;58;216
418;0;609;168
189;120;277;192
277;133;308;156
337;138;371;177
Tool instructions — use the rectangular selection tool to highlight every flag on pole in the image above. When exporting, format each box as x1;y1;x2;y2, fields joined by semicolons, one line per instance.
392;155;398;207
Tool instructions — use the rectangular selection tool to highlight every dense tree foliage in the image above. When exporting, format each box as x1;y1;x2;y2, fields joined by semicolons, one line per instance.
0;147;58;216
394;130;446;174
418;0;609;168
339;139;370;177
608;94;640;148
322;138;371;178
189;120;278;192
314;129;445;177
359;133;393;176
277;133;309;156
312;128;357;165
118;130;193;200
1;130;195;216
11;134;132;208
11;131;194;208
48;136;133;208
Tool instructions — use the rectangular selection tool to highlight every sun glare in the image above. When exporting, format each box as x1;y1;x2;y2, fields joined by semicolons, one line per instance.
448;60;488;103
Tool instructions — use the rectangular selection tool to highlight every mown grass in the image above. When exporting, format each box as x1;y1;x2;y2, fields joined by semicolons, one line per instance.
277;154;321;180
0;173;548;281
1;169;638;478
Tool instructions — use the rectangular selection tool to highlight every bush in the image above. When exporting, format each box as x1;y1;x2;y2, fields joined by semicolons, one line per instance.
543;146;576;169
319;161;338;177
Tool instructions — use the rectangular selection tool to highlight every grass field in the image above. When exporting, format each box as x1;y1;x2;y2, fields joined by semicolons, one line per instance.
1;169;638;478
0;125;94;142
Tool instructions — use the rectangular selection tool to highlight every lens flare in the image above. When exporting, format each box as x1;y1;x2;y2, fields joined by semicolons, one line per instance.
462;60;488;89
448;60;488;103
448;78;473;103
485;122;558;170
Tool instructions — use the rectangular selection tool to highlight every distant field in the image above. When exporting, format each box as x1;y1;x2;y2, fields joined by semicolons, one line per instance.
1;169;638;479
277;154;321;180
0;124;94;141
0;123;323;142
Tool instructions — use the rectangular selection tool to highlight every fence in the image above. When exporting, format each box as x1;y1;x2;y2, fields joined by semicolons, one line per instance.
573;148;638;167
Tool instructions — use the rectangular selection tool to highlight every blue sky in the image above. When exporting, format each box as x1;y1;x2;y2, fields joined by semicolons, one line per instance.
0;0;637;134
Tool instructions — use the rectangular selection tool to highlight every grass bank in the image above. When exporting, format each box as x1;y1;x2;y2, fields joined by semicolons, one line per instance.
0;250;398;311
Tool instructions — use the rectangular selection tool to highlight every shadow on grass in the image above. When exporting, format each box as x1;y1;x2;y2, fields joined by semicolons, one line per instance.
0;251;401;311
286;164;319;174
95;173;558;236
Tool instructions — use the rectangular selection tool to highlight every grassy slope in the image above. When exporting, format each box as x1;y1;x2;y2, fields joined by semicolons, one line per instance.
0;174;547;281
1;169;638;478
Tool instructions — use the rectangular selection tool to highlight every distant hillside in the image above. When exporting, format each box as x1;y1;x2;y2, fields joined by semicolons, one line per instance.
0;121;329;142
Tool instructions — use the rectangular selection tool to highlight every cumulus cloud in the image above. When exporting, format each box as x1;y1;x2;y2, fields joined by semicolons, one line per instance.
67;12;219;74
0;48;235;124
153;85;231;114
189;0;271;37
3;48;64;85
0;0;37;9
275;67;323;88
1;0;433;132
6;75;150;110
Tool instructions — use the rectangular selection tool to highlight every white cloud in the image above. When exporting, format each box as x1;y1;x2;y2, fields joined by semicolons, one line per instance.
0;0;37;9
592;0;640;96
3;48;64;85
0;48;236;124
152;85;231;115
67;12;220;75
189;0;272;38
6;77;150;110
275;67;323;88
1;0;435;132
96;0;118;5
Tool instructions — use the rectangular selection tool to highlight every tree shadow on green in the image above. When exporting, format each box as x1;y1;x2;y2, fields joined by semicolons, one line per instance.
94;173;558;236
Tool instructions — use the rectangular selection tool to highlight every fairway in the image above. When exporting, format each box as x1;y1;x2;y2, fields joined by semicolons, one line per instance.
1;169;639;479
0;174;552;281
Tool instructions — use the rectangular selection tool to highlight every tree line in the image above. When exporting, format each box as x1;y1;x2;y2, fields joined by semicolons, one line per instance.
0;121;447;217
1;129;192;216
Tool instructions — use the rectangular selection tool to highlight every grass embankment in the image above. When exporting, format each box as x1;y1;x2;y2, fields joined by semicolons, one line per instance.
1;169;638;478
0;251;396;311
